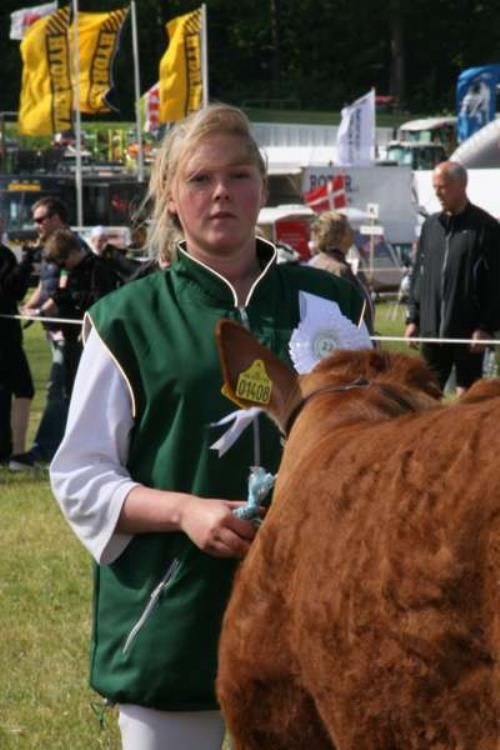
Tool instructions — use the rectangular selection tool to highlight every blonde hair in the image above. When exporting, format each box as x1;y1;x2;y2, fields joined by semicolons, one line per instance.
310;211;350;253
144;104;267;262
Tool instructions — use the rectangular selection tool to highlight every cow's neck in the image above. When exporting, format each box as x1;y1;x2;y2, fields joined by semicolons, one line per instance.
284;378;435;440
284;378;370;436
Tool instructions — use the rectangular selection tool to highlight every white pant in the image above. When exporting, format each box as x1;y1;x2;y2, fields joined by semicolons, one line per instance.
118;705;226;750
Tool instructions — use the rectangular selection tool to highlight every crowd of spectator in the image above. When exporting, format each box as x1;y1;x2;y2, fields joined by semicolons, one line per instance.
0;197;144;471
2;159;500;473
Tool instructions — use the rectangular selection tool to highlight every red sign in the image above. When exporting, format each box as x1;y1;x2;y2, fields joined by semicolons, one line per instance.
275;219;311;261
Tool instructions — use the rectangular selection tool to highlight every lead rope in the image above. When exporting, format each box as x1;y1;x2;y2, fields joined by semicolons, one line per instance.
241;405;274;525
209;409;274;522
234;465;275;526
252;416;261;468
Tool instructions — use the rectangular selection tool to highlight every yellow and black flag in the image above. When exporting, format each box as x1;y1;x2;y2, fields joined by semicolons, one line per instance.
159;7;204;123
18;6;72;136
18;6;128;134
74;8;129;114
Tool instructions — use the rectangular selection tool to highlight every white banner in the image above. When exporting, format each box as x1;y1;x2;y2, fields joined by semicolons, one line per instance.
10;2;57;40
336;89;375;167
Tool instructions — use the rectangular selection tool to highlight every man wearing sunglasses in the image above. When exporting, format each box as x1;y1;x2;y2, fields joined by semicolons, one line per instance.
39;228;119;399
14;197;86;471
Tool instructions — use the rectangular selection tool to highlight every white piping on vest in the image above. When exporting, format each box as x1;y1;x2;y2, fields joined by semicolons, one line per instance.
84;312;137;419
176;241;276;468
177;239;277;308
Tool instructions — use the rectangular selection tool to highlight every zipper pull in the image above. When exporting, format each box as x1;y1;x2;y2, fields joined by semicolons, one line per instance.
238;306;249;328
122;558;180;654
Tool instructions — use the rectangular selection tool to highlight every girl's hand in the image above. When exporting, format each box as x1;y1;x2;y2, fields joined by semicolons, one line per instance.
179;496;258;558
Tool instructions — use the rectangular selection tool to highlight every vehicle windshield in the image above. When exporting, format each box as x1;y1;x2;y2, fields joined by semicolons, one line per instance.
386;144;446;170
1;183;46;235
398;120;457;153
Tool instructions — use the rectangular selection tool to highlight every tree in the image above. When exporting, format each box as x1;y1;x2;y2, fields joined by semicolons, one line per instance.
389;0;406;107
2;0;500;122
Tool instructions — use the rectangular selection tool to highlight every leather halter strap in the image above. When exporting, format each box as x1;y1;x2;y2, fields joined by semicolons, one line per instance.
284;377;370;437
283;377;419;437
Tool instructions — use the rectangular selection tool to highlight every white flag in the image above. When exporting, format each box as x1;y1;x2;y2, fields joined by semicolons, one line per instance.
336;89;376;166
10;2;57;40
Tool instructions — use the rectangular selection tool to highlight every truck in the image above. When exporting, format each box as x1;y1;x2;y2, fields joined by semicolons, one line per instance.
0;172;147;242
382;116;457;170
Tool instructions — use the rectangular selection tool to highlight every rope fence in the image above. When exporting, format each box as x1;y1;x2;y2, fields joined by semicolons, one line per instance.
2;312;499;396
2;313;500;347
371;335;500;346
1;313;83;325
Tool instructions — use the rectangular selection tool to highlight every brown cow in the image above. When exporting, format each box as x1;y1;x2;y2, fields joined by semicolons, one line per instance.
215;320;500;750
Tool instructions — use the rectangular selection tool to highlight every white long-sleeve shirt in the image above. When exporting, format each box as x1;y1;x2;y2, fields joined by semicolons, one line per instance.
50;327;140;564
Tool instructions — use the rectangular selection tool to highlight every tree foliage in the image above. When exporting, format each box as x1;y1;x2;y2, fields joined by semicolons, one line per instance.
1;0;500;119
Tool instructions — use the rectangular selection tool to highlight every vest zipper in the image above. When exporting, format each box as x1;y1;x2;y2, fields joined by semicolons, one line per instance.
176;242;277;311
439;227;451;337
238;306;250;328
122;558;180;654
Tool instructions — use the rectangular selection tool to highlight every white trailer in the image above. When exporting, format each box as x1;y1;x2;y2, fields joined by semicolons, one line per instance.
302;165;418;245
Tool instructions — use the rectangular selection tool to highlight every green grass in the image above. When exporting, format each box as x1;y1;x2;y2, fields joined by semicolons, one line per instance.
23;323;51;444
0;303;410;747
1;323;121;749
0;477;120;749
374;298;410;353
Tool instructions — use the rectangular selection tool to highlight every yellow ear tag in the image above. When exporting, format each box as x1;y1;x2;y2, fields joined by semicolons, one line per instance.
235;359;273;405
221;382;247;408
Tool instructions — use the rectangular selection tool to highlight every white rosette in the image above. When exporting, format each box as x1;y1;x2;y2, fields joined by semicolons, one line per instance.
289;291;372;374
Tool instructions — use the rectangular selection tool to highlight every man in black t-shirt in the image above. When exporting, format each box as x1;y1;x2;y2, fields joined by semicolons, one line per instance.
42;228;120;394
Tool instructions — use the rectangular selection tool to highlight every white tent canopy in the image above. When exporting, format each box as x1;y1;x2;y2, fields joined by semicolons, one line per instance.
258;204;314;225
253;122;394;169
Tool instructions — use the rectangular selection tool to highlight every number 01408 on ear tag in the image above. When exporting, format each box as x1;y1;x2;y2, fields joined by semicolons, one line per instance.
236;359;272;404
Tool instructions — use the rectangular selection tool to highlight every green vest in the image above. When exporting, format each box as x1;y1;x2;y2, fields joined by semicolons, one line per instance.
87;242;362;710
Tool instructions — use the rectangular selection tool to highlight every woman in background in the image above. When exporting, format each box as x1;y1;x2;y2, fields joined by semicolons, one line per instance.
309;209;375;333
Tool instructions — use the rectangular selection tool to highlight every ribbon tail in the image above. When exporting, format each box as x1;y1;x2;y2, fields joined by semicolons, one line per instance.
209;407;263;457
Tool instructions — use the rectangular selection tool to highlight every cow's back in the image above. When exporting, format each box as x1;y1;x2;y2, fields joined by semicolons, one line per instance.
218;391;500;750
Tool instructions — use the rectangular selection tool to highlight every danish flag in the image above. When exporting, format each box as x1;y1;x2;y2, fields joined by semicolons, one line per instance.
304;175;347;213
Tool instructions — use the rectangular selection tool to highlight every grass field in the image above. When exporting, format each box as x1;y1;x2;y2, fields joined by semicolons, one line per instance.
1;323;122;749
0;303;409;747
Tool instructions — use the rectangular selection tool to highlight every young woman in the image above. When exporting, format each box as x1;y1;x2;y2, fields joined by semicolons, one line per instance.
50;104;364;750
